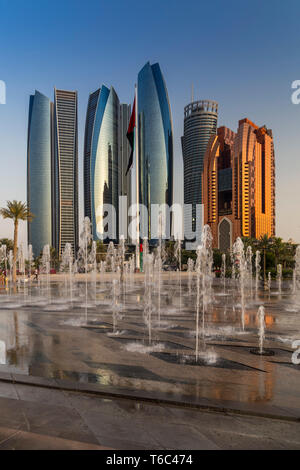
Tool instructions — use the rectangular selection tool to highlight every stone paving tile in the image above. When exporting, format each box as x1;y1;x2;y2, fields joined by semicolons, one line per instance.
203;428;300;450
0;396;99;445
0;426;22;445
10;373;55;387
89;436;154;450
0;397;28;429
232;414;300;443
0;427;111;450
0;381;18;400
65;391;173;419
75;408;160;448
13;383;74;408
140;421;220;450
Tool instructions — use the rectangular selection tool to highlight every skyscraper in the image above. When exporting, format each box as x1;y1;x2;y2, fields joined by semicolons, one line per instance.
27;90;53;257
203;119;276;250
53;89;78;255
83;86;119;240
181;100;218;238
137;62;173;240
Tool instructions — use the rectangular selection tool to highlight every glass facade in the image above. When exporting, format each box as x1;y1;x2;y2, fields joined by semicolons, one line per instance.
27;90;52;257
84;86;119;240
53;89;78;255
182;100;218;233
138;62;173;240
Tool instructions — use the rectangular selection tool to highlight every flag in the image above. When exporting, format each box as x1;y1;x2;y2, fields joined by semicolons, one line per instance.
125;97;136;175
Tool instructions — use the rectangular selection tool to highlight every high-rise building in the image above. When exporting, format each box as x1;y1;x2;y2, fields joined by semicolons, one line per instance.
203;119;276;250
137;62;173;241
83;86;119;240
53;89;78;255
119;103;131;239
27;90;53;257
181;100;218;238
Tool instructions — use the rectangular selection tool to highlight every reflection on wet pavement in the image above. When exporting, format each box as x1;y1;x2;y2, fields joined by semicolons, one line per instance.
0;275;299;417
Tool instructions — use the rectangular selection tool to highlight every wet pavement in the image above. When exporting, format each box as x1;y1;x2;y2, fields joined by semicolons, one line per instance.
0;274;299;448
0;377;300;449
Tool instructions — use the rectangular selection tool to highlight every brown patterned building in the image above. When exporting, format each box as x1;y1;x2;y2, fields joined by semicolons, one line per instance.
203;119;275;250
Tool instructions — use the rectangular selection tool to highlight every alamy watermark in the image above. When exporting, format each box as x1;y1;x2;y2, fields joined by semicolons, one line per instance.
0;80;6;104
291;80;300;104
94;198;204;249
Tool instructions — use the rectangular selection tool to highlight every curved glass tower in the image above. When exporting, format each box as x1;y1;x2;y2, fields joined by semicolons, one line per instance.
27;90;53;257
138;62;173;240
84;86;119;240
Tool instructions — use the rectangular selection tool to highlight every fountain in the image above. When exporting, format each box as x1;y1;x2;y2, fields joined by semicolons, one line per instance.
255;250;261;298
60;243;74;305
187;258;194;296
89;240;97;305
28;245;33;283
41;244;51;302
268;271;272;297
18;245;26;286
221;253;226;293
3;213;299;392
232;238;247;331
293;246;300;296
106;241;116;273
77;217;93;323
143;253;154;345
111;278;121;334
246;246;253;296
250;306;274;356
195;225;213;360
174;237;182;311
8;250;13;285
277;264;282;295
0;244;7;273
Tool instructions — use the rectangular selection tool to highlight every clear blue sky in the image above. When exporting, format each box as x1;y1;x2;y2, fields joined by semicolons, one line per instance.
0;0;300;244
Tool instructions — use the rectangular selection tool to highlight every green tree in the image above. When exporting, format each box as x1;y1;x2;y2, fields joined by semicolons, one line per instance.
0;201;34;282
0;238;14;252
271;237;284;267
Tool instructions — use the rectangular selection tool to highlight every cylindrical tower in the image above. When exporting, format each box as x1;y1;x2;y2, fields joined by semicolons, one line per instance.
181;100;218;235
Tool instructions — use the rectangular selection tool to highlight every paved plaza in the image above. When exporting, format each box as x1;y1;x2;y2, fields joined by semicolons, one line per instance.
0;274;299;449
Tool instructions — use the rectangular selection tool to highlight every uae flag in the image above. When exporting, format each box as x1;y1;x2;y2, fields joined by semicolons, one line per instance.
125;97;136;175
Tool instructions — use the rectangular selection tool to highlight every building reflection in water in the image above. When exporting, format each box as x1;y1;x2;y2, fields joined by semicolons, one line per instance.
0;311;29;371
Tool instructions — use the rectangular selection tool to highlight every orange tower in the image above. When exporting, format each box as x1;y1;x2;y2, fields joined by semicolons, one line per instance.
203;119;275;250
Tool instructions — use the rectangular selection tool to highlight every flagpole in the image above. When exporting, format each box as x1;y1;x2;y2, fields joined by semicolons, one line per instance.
135;83;140;271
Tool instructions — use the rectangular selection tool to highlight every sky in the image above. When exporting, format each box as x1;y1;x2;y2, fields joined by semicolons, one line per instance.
0;0;300;245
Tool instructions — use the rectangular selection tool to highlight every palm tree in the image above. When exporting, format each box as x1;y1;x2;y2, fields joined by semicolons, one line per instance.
271;237;284;267
0;201;34;282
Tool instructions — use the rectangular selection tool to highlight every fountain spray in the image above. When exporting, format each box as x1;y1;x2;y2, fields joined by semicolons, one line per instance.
255;250;261;299
195;225;213;360
221;253;226;293
42;245;51;303
187;258;194;296
77;217;92;323
293;246;300;295
232;238;247;331
144;253;154;345
277;264;282;295
174;237;182;311
257;305;265;354
246;246;253;297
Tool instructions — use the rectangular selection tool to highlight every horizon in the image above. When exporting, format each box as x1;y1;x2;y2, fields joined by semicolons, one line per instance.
0;0;300;246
